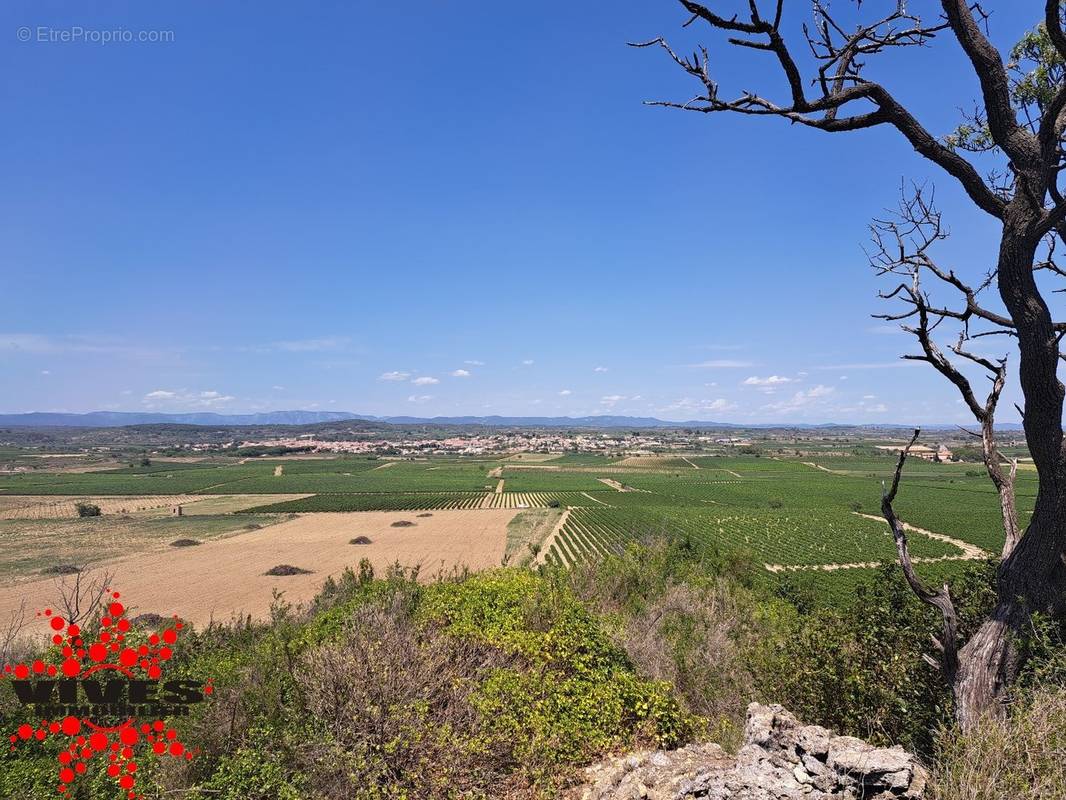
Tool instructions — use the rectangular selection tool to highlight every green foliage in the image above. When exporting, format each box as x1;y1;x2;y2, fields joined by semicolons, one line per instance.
200;726;307;800
1008;23;1065;110
419;570;695;780
750;561;998;756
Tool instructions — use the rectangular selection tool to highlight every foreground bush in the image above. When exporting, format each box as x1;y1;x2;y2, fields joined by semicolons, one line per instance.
64;564;693;799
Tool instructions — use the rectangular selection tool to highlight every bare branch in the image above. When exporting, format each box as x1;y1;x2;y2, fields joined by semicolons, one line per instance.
54;567;114;628
882;428;960;683
637;2;1007;217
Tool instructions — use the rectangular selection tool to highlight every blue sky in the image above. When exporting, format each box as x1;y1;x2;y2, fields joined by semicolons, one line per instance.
1;2;1042;423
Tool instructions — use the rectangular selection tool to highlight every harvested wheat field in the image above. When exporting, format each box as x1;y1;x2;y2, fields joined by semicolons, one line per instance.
0;509;516;629
0;494;206;520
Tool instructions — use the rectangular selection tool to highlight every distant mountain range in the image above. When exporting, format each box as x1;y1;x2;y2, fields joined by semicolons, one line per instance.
0;410;1024;430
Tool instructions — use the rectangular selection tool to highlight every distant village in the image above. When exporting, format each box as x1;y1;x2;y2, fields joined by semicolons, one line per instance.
220;430;755;457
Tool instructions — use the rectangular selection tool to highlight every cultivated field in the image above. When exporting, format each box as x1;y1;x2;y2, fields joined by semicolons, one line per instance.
0;450;1027;620
0;509;517;627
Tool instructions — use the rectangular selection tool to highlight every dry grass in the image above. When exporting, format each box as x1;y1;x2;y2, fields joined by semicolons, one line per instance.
929;687;1066;800
0;494;204;520
504;508;564;565
0;509;514;627
0;513;284;583
295;597;515;797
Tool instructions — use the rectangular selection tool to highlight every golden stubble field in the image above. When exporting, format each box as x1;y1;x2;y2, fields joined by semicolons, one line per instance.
0;509;517;629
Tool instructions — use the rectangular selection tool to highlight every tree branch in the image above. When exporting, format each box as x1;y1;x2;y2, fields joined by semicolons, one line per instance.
637;2;1007;218
882;428;960;683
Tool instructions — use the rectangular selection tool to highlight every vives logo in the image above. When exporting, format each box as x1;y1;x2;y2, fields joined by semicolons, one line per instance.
2;590;213;798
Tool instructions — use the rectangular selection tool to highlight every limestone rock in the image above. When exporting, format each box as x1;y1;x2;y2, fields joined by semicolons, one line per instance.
571;703;928;800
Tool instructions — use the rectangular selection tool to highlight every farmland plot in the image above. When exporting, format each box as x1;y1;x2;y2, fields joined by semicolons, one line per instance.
245;492;491;513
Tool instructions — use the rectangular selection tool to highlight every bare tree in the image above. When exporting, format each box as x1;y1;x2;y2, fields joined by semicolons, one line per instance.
54;567;114;628
636;1;1066;728
0;600;29;666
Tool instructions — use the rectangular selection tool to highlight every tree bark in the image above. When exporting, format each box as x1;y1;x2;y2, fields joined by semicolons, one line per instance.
950;211;1066;727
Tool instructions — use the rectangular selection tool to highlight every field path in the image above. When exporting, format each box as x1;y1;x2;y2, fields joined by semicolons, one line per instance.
581;492;611;506
597;477;649;492
851;512;986;560
801;462;840;475
763;513;987;573
371;461;397;471
682;457;700;469
495;479;505;494
535;508;571;565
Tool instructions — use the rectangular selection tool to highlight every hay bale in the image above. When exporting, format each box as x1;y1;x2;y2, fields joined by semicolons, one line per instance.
169;538;201;548
349;536;372;545
391;520;416;528
264;564;312;576
41;564;81;576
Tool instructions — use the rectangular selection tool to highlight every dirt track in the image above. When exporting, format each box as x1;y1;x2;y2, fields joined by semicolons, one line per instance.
0;509;516;629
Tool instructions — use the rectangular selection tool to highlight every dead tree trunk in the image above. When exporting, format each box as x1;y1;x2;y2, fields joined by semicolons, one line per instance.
637;0;1066;727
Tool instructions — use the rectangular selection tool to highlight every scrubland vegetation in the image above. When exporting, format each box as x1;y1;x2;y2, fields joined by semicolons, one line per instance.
2;535;1063;799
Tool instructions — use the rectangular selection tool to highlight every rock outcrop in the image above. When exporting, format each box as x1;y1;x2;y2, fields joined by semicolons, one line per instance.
572;703;927;799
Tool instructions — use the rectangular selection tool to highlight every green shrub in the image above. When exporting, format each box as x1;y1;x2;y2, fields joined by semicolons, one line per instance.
419;570;695;781
749;561;998;756
201;726;307;800
75;501;101;517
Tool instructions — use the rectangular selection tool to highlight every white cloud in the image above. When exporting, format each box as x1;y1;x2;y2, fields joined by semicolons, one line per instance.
142;389;235;409
272;385;286;391
862;394;877;400
412;376;439;386
600;395;626;407
743;375;794;386
407;394;433;403
558;389;572;396
379;371;410;381
273;336;349;353
593;366;608;373
762;384;836;413
450;369;471;378
816;361;917;370
661;397;737;414
521;359;534;366
40;370;50;376
0;333;167;359
685;359;754;368
464;360;485;366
